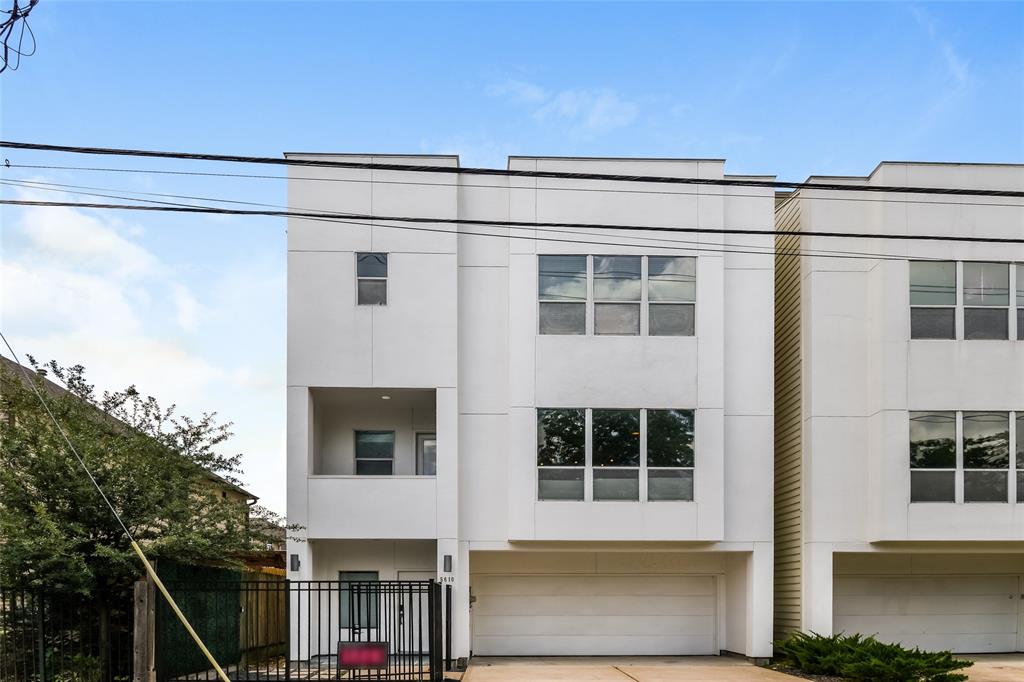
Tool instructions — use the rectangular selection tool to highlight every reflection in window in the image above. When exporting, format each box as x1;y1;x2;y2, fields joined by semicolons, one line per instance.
1017;264;1024;341
356;253;388;305
909;261;955;339
909;412;955;502
964;262;1009;340
593;409;640;500
594;256;641;335
539;256;587;335
1018;414;1024;502
649;257;696;336
537;408;585;500
647;409;694;501
963;411;1008;503
355;431;394;475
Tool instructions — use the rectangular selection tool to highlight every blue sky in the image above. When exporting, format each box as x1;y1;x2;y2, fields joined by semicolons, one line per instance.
1;1;1022;513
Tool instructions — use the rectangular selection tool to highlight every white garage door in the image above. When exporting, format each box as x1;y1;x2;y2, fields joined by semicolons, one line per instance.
834;575;1022;653
471;574;717;655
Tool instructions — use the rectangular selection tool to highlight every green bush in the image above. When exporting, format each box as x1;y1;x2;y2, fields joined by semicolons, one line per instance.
773;632;973;682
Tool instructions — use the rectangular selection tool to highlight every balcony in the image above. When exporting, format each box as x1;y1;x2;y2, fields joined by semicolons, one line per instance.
307;387;437;539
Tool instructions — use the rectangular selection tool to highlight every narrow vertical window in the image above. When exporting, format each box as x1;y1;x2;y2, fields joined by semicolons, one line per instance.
593;256;641;335
963;262;1009;340
1017;413;1024;502
354;431;394;475
962;412;1009;502
646;409;695;501
356;252;388;305
537;409;585;500
909;261;955;339
539;256;587;334
1016;264;1024;340
648;256;696;336
592;409;640;500
909;412;956;502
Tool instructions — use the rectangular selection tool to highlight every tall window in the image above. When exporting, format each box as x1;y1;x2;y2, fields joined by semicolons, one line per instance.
963;263;1009;340
592;410;641;500
909;261;956;339
909;412;956;502
1017;413;1024;502
648;257;696;336
356;252;388;305
538;256;587;335
354;431;394;475
537;407;695;502
537;408;585;500
962;412;1009;502
339;571;379;628
593;256;641;335
1017;264;1024;340
646;409;695;501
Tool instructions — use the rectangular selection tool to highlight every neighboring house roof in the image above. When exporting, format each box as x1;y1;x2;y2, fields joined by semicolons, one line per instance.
0;355;257;501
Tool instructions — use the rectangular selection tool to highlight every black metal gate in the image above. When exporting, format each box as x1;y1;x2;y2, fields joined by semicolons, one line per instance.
156;580;445;682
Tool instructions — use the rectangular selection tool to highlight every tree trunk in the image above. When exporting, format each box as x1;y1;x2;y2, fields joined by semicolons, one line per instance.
99;600;111;682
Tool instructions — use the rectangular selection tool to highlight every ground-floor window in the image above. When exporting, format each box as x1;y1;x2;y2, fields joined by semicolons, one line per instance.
339;570;379;628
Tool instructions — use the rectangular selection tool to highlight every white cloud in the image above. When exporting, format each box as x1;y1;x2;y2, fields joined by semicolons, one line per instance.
488;79;640;138
172;283;204;331
486;79;547;104
911;5;970;87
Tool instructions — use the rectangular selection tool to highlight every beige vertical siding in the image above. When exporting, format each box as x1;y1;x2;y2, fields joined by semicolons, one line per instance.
773;191;803;640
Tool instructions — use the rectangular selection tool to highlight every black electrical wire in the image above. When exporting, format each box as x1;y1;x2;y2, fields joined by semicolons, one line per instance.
3;140;1023;197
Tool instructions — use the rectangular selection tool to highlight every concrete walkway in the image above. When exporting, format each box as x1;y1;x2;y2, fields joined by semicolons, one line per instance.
965;654;1024;681
462;657;796;681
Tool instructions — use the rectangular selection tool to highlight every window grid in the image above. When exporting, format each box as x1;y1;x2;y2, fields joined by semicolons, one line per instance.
909;260;1024;340
539;255;697;337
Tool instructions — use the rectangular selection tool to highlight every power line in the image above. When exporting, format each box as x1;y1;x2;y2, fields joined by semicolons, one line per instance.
3;140;1023;197
0;176;931;261
6;162;1024;208
4;196;1023;245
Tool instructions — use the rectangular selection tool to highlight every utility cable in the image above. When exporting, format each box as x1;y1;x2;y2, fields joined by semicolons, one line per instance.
2;140;1023;197
0;331;231;682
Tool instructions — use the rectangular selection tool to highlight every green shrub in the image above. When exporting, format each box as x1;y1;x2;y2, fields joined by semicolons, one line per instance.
773;631;973;682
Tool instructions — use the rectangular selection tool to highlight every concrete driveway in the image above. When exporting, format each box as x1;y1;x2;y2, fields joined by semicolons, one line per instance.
462;657;795;681
965;654;1024;681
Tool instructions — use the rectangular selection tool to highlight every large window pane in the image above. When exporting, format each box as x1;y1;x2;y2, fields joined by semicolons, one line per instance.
649;304;695;336
339;571;379;628
909;261;956;305
963;262;1009;306
539;255;587;301
539;302;585;334
1018;414;1024;470
910;308;954;339
910;470;955;502
963;412;1009;469
965;308;1008;340
909;412;956;468
357;279;387;305
595;303;640;335
355;431;394;476
538;468;584;501
649;256;696;302
537;409;585;466
593;256;641;300
647;409;695;467
355;460;393;475
1018;471;1024;504
648;469;693;501
356;253;388;278
592;410;640;467
593;468;639;501
964;471;1007;503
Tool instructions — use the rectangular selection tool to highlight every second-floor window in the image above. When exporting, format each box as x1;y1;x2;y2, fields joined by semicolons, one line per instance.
356;252;388;305
910;261;1020;340
355;431;394;475
539;255;696;336
910;411;1019;503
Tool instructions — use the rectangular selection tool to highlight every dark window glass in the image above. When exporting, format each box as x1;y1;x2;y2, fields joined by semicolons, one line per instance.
910;308;955;339
538;468;584;501
648;469;693;501
962;412;1009;469
649;256;696;302
1018;264;1024;301
963;262;1009;306
539;255;587;301
539;302;585;334
909;261;956;305
1017;414;1024;471
593;256;641;301
355;460;393;475
592;410;640;467
1017;471;1024;503
1018;308;1024;341
909;412;956;468
649;304;695;336
356;253;388;278
537;409;585;466
593;469;639;501
964;308;1008;340
357;279;387;305
964;471;1008;503
594;303;640;335
910;470;955;502
647;409;695;467
339;571;379;628
355;431;394;476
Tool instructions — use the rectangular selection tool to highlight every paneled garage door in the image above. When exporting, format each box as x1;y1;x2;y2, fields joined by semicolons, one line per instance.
834;575;1022;653
471;574;717;656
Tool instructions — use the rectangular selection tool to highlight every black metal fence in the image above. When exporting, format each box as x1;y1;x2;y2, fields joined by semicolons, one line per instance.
157;580;446;682
0;588;133;682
